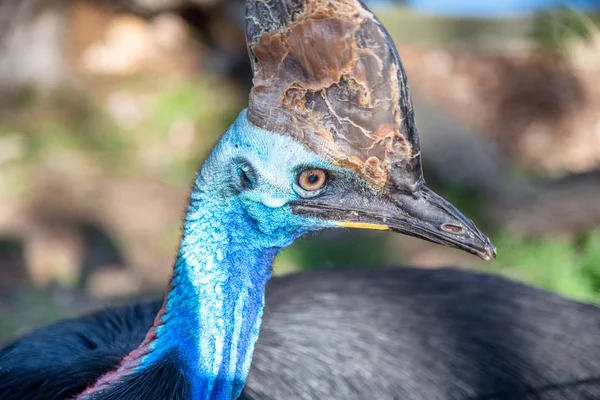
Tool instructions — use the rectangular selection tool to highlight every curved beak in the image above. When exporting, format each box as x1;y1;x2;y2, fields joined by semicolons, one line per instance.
291;185;496;261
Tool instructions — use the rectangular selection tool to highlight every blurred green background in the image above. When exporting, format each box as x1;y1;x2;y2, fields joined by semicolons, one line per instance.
1;0;600;343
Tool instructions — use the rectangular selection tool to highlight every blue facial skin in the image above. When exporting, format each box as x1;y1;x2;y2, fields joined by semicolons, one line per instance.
139;109;340;400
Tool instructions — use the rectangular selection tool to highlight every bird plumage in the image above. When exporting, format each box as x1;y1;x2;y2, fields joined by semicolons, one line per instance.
3;268;600;399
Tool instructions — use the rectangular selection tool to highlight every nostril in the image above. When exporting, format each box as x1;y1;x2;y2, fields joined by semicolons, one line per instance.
442;224;463;234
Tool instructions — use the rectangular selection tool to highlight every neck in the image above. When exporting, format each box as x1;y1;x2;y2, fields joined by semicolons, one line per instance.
149;189;278;399
81;186;279;400
79;110;324;400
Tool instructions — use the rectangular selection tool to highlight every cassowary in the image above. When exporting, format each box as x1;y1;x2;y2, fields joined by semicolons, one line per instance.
3;0;600;399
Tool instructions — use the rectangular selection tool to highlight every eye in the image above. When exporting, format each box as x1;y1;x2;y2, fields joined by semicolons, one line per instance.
297;169;328;192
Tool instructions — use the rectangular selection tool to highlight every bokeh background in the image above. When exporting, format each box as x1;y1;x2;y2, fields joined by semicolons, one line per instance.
1;0;600;343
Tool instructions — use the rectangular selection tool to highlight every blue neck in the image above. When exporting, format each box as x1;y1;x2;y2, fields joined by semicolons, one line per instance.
132;111;334;399
141;189;279;399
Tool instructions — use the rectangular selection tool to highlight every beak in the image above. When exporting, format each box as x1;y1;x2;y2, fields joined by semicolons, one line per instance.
291;185;496;261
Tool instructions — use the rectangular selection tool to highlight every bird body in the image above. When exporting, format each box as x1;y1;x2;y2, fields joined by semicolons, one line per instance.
0;115;496;399
3;268;600;399
0;0;530;399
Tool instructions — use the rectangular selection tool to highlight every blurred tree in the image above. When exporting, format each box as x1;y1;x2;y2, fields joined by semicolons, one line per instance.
533;5;599;50
405;0;599;17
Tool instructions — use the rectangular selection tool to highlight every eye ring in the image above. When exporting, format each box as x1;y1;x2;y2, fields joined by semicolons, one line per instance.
298;169;328;192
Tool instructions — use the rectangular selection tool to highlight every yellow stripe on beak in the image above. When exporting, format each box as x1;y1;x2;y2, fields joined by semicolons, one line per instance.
338;221;390;231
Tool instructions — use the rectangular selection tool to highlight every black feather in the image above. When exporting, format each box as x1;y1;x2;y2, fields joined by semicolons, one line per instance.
86;350;191;400
0;300;160;400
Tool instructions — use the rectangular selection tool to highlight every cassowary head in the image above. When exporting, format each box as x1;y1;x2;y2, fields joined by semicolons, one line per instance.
201;0;495;260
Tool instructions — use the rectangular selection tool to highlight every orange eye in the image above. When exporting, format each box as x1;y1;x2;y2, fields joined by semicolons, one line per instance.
298;169;328;191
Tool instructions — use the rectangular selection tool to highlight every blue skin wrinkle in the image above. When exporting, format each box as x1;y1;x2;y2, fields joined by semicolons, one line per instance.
138;109;338;400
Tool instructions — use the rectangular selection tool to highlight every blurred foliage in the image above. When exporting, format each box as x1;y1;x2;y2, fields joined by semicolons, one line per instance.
533;6;600;51
482;229;600;304
0;90;130;170
379;8;532;48
0;289;67;340
276;231;394;275
0;76;241;184
379;6;600;51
